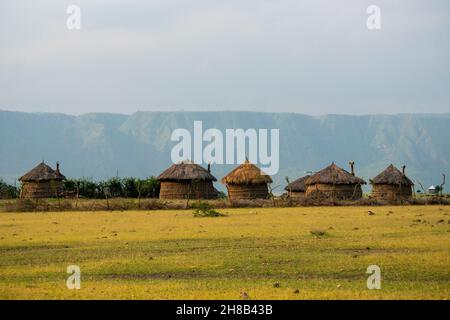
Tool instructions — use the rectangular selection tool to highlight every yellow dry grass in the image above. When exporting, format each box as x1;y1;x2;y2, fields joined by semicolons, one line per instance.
0;206;449;299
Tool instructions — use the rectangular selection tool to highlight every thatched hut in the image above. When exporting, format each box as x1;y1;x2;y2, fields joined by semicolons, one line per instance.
157;161;218;199
221;159;272;200
19;161;65;199
285;175;310;199
371;164;413;200
305;162;366;200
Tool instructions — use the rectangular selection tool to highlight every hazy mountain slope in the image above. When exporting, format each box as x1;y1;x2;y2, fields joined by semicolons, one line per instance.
1;110;449;192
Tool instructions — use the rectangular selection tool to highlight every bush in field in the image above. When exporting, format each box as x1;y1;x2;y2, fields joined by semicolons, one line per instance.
217;191;227;199
104;177;123;197
135;177;160;198
123;177;139;198
192;201;225;217
310;230;328;237
63;178;99;198
80;179;99;198
0;179;19;199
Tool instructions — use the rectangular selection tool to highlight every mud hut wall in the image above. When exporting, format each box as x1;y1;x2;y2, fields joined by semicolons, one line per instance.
288;191;306;200
20;180;63;199
372;184;412;199
305;183;363;200
227;184;269;200
159;180;217;199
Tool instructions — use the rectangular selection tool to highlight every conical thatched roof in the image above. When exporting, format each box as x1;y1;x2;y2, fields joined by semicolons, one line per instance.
371;164;414;186
305;163;366;185
285;175;310;192
157;161;217;181
19;162;65;182
221;159;272;185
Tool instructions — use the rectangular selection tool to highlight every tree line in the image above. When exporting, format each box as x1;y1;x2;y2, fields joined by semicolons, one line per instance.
0;179;19;199
0;177;160;199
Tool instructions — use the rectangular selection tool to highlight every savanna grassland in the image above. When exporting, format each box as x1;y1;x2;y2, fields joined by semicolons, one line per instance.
0;206;449;300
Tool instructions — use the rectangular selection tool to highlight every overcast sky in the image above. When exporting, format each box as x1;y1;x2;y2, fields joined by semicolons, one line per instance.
0;0;449;115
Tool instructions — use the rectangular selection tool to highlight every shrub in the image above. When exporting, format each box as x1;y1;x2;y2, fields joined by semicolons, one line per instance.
310;230;328;237
192;201;225;217
123;177;139;198
0;179;19;199
63;176;160;199
135;177;160;198
63;178;99;198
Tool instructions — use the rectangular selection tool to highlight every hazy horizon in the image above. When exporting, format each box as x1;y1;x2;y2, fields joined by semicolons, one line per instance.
1;108;450;118
1;110;449;190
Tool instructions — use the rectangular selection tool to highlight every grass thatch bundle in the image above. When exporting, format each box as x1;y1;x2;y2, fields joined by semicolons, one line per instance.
221;159;272;185
285;175;310;199
305;163;366;186
285;175;310;192
19;161;65;182
371;164;413;186
157;161;217;182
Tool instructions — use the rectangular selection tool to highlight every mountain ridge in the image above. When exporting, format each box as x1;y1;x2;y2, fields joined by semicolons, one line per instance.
1;110;448;192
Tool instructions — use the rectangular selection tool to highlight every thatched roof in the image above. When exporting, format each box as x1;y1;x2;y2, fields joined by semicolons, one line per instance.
305;163;366;185
371;164;414;186
285;175;310;192
221;159;272;185
157;161;217;181
19;162;65;182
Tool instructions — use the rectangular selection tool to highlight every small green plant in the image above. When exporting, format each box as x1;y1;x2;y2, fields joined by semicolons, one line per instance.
310;229;328;237
192;201;225;217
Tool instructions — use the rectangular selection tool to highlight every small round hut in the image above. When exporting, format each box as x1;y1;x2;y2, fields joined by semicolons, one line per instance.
371;164;414;200
221;159;272;200
285;175;310;199
305;162;366;200
157;161;218;199
19;161;65;199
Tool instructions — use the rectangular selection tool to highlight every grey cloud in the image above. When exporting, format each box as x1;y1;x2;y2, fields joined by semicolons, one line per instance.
0;0;449;115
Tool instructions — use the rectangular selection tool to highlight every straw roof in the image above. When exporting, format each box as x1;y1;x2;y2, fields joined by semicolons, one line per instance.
305;163;366;185
285;175;310;192
221;159;272;185
157;161;217;181
371;164;414;186
19;162;65;182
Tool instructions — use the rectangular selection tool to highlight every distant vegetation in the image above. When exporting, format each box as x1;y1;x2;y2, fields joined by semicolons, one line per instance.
0;176;160;200
1;111;450;190
63;177;160;199
0;179;18;199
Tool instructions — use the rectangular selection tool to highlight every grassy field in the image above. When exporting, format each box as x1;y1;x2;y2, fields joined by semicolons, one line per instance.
0;206;449;299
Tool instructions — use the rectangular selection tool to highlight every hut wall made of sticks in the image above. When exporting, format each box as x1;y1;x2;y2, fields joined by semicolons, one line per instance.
372;184;412;200
285;175;310;200
159;180;218;199
305;183;363;200
20;180;63;199
226;184;269;200
287;190;306;199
